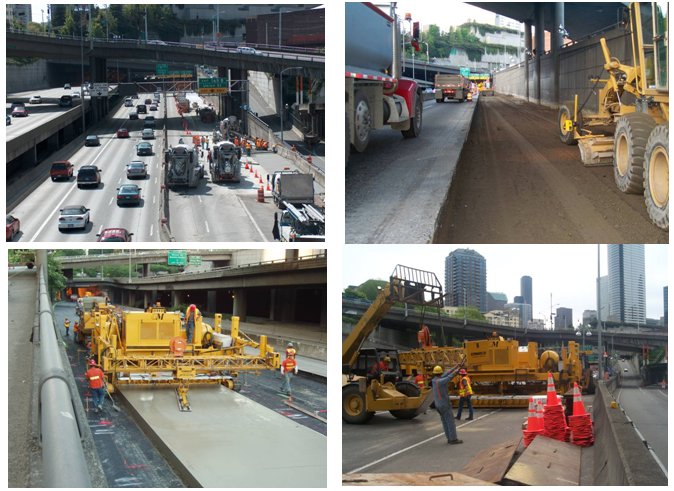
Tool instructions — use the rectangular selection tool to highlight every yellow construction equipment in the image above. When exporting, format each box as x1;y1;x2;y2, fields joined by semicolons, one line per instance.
342;265;444;424
75;295;108;345
89;305;280;411
558;2;668;230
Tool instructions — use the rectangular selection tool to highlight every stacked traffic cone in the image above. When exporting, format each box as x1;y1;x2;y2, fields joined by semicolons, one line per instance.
543;372;568;442
244;162;249;170
523;397;544;447
567;382;594;447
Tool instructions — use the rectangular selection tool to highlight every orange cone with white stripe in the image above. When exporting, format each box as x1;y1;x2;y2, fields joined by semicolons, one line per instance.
546;372;559;406
572;382;586;416
526;397;538;430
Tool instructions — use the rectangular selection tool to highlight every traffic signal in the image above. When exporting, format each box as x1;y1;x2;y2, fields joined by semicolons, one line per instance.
413;22;420;40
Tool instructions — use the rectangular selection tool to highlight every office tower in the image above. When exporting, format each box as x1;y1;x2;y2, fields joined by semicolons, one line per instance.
444;249;487;312
664;286;668;328
607;245;646;325
520;275;532;308
555;307;573;330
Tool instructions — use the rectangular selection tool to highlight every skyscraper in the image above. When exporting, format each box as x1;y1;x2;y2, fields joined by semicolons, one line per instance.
444;249;487;312
664;286;668;328
555;307;573;330
520;276;532;307
607;244;646;325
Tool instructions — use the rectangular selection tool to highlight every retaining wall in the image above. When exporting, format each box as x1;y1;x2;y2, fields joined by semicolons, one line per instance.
7;60;50;93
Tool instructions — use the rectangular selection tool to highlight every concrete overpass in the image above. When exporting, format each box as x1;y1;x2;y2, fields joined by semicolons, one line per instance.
342;297;667;353
58;250;235;272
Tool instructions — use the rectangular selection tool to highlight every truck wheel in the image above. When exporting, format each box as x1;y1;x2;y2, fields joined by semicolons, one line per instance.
352;90;371;153
343;384;374;424
435;98;443;103
345;112;350;163
390;381;422;420
643;124;669;230
558;101;582;145
401;94;422;139
614;113;656;194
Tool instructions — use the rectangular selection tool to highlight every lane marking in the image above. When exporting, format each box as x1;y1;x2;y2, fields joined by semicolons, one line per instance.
205;220;210;234
345;410;500;474
149;224;154;237
108;197;113;206
153;195;156;205
236;195;268;241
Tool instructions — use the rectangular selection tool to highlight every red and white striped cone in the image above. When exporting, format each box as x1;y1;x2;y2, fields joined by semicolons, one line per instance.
546;372;559;406
568;413;594;447
571;382;587;416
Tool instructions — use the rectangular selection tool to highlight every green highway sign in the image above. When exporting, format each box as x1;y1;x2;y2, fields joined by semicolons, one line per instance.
460;67;471;78
156;63;169;75
189;255;202;266
198;77;228;95
168;250;187;266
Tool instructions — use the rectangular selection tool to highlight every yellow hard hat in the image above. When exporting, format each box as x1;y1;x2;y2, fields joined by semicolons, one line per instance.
433;365;443;375
384;356;392;363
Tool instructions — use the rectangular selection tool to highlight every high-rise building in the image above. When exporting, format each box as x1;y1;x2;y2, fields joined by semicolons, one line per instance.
487;292;507;311
520;276;532;307
555;307;573;330
582;310;597;326
607;245;646;325
513;295;524;304
7;4;32;27
444;249;487;313
664;286;668;328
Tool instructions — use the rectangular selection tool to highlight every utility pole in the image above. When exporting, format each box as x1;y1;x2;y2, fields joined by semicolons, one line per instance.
597;245;604;380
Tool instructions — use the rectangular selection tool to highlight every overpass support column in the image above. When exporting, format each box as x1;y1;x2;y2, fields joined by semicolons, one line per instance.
220;68;248;133
128;291;136;308
207;290;217;314
171;291;182;308
285;250;299;261
233;289;248;321
534;4;545;105
524;20;532;102
142;263;150;277
552;3;565;105
144;291;150;309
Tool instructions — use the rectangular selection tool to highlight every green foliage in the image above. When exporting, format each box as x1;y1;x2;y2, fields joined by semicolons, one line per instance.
419;22;519;63
349;279;388;301
343;287;368;300
449;306;486;322
47;252;67;301
57;249;87;257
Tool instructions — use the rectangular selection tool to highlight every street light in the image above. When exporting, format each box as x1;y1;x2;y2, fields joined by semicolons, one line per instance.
279;66;302;145
419;41;430;82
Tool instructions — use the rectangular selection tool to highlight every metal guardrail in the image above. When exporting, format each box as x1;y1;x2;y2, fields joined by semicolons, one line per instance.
36;251;91;487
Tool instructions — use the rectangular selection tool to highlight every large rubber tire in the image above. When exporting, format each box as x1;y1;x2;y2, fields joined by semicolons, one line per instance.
352;90;372;153
389;381;422;420
558;101;582;145
345;112;350;163
435;98;443;103
401;94;422;139
343;384;374;424
643;124;669;230
613;113;657;194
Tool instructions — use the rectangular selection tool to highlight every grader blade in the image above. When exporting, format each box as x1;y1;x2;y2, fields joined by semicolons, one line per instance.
578;137;614;166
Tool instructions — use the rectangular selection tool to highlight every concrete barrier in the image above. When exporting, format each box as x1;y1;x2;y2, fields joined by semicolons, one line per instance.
592;381;667;485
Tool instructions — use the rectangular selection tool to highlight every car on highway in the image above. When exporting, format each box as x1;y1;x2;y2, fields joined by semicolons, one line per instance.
143;119;155;129
76;165;101;188
6;215;20;241
129;110;138;120
12;106;28;117
58;205;90;231
29;95;42;104
97;228;134;242
124;97;134;107
144;98;153;105
126;161;148;179
153;93;161;101
72;92;81;99
624;368;628;372
116;184;142;206
49;160;74;181
59;95;73;107
237;46;258;55
116;128;130;138
84;135;100;146
64;83;71;90
131;94;139;99
136;142;153;156
137;104;147;114
141;128;154;140
150;104;158;111
11;102;25;110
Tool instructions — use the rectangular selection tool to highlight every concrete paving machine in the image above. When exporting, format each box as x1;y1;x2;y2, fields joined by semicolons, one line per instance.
89;305;280;411
558;2;669;230
342;265;444;424
75;295;109;345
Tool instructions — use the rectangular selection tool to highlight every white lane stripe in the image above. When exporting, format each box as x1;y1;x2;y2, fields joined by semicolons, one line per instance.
345;410;500;474
29;135;116;241
236;195;267;241
97;225;102;234
149;224;154;237
108;197;113;206
205;221;210;233
153;195;156;205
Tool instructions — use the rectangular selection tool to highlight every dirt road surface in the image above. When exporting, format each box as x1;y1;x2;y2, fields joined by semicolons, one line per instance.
434;95;667;243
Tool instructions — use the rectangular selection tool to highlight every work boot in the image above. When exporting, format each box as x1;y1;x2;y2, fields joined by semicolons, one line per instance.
455;415;461;420
448;439;463;445
466;416;474;421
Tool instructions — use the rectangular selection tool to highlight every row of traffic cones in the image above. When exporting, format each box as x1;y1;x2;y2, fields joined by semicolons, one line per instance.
523;373;594;447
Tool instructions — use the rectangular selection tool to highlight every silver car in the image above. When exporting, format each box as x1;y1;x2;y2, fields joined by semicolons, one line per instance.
141;128;154;140
126;161;148;179
58;205;90;230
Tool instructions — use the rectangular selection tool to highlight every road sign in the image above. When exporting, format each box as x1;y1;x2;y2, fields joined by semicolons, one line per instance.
460;67;471;78
198;77;228;95
189;256;202;266
168;250;187;266
92;83;108;97
156;63;169;75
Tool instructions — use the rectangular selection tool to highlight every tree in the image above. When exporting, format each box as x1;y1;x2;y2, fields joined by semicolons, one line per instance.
47;252;67;301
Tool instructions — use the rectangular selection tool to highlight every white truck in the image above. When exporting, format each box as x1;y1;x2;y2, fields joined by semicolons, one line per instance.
279;202;325;242
272;170;315;208
165;142;203;188
210;141;242;183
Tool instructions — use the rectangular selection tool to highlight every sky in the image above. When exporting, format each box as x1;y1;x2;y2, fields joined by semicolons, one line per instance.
391;1;512;32
343;245;668;326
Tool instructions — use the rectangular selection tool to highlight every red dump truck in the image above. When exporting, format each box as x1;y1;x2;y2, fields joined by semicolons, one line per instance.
345;2;423;157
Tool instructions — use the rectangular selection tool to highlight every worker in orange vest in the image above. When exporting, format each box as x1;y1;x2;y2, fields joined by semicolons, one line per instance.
280;356;298;396
64;317;71;337
85;359;106;412
185;304;201;344
455;368;474;420
414;370;425;389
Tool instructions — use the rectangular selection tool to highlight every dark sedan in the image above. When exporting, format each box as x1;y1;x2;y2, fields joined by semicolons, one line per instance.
136;142;153;156
116;184;142;206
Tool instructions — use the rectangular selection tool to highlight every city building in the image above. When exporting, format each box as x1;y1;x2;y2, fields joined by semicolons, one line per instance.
520;275;532;308
7;4;32;28
607;244;646;325
664;286;668;328
444;249;487;313
487;292;507;311
555;307;573;330
597;275;609;323
504;302;532;329
582;310;597;326
485;310;520;328
528;318;546;330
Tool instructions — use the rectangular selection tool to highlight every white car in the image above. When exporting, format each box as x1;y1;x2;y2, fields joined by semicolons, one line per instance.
58;205;90;230
72;92;81;99
29;95;42;104
236;46;258;55
141;128;155;140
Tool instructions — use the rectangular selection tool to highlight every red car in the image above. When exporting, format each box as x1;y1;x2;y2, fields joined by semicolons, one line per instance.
12;106;28;117
117;128;130;138
50;160;74;181
6;215;20;241
97;228;134;242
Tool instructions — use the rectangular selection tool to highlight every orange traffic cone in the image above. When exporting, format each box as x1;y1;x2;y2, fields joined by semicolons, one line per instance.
572;382;586;416
546;372;559;406
245;162;249;170
254;169;259;179
266;182;271;191
526;397;539;431
258;176;263;184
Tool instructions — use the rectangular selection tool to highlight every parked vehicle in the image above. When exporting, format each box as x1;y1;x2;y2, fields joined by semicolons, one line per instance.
271;170;314;208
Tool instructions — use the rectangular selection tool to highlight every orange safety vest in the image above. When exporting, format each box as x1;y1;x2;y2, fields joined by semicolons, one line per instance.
86;367;105;389
459;375;473;397
282;358;297;374
414;373;425;388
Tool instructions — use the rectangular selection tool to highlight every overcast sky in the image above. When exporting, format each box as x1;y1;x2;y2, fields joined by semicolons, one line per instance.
390;1;514;33
343;245;668;326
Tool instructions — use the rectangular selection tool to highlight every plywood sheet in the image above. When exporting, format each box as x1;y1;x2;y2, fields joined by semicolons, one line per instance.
121;385;326;487
461;437;521;483
342;472;496;486
504;435;580;486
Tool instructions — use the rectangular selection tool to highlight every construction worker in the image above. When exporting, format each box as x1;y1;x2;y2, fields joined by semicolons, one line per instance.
455;368;474;420
245;141;252;157
64;317;71;337
414;370;425;389
85;359;106;412
73;321;79;340
286;342;296;359
280;355;298;396
185;304;201;344
370;355;391;377
431;362;464;445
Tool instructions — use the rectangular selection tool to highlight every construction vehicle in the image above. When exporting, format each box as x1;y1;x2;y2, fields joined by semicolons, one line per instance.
342;265;444;424
75;294;108;345
434;74;471;103
272;170;314;208
176;96;190;113
345;2;423;156
210;140;242;183
199;106;217;123
165;142;203;188
279;202;325;242
557;2;669;230
89;304;279;411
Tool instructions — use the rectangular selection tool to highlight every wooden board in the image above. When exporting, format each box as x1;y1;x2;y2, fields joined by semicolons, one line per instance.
504;435;581;486
342;472;496;486
461;437;521;483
